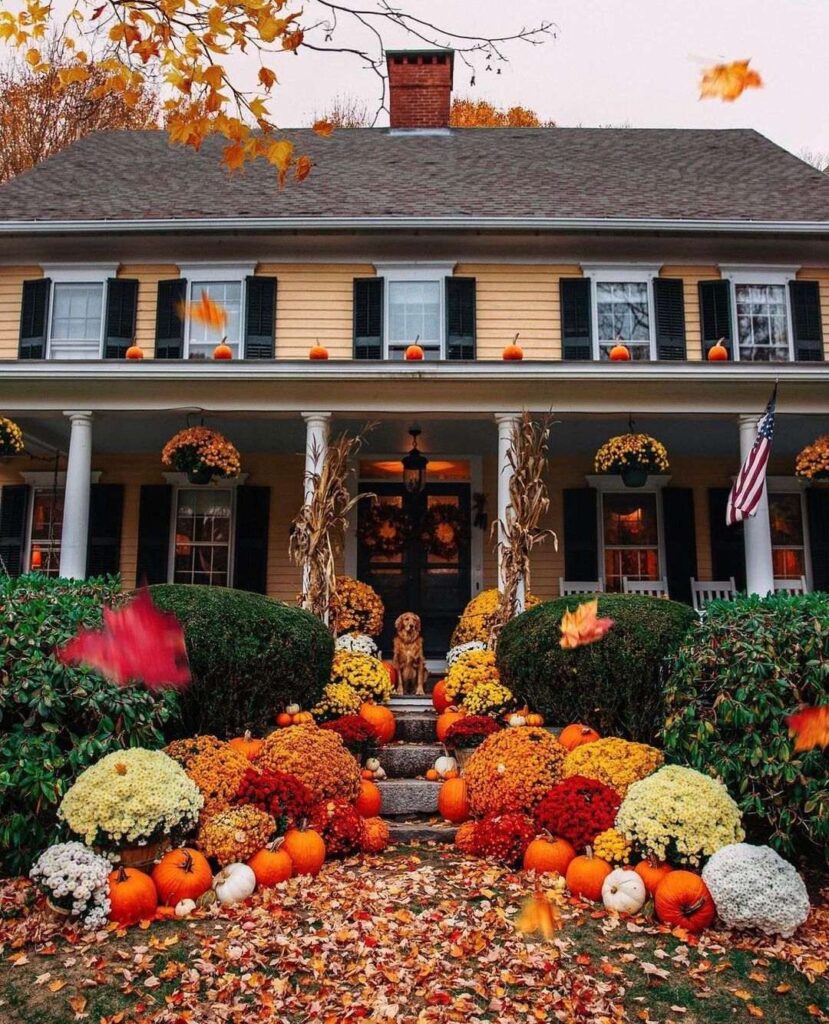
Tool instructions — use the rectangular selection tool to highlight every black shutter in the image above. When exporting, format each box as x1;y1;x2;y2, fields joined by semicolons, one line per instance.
0;485;28;577
244;276;276;359
654;278;687;361
154;279;186;359
806;489;829;592
353;278;383;359
563;488;598;580
86;484;124;578
136;484;172;585
699;280;733;359
790;281;824;362
233;486;270;594
708;487;746;590
18;278;51;359
104;278;138;359
560;278;592;360
446;277;476;360
662;487;697;603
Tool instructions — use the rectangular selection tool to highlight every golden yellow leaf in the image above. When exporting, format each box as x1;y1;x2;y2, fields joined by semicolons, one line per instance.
202;64;224;90
48;979;66;992
747;1007;764;1019
515;890;561;940
733;990;753;1001
559;599;614;650
699;60;763;102
57;66;91;86
68;995;87;1014
265;139;293;171
222;140;246;172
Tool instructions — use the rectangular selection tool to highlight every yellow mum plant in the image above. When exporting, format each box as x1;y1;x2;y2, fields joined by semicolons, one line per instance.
594;433;669;475
445;649;500;703
563;737;663;797
592;827;632;866
330;576;385;637
257;723;361;802
330;651;392;703
312;681;363;722
0;417;24;457
464;726;566;817
463;679;514;717
59;749;203;849
199;805;276;865
162;426;241;479
451;589;539;646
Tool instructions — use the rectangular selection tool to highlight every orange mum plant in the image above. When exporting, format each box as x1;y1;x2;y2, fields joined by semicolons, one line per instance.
257;724;361;803
464;726;566;817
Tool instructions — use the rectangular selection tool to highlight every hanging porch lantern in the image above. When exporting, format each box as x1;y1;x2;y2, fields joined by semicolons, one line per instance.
401;426;429;494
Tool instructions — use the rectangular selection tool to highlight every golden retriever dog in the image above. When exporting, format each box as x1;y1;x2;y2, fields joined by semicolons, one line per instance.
392;612;428;696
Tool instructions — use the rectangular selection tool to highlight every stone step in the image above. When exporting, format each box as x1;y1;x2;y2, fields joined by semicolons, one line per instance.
387;819;457;844
392;712;438;744
389;695;434;712
377;778;440;817
376;742;444;779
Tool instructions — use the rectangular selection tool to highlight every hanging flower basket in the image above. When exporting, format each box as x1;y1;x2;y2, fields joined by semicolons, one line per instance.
358;502;413;559
0;417;25;459
161;427;241;484
421;502;468;560
594;433;669;487
795;435;829;481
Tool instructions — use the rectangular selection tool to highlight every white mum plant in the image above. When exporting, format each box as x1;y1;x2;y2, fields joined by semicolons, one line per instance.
334;632;380;658
446;641;489;667
30;842;111;928
702;843;810;937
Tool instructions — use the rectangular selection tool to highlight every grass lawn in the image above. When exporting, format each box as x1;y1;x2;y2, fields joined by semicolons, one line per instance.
0;845;826;1024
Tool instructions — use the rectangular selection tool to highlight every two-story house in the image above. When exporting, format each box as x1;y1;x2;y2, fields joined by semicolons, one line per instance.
0;48;827;658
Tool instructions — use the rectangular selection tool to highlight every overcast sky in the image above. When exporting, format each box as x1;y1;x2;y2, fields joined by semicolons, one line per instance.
259;0;828;159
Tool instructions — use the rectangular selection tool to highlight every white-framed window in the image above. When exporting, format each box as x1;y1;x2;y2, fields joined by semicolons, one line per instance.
376;263;454;360
721;268;797;363
43;264;117;360
584;265;659;361
28;486;64;575
179;264;254;360
601;491;662;591
766;483;811;583
170;487;234;586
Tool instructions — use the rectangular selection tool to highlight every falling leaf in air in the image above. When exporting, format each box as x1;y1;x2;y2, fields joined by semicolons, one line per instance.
515;889;561;940
184;290;228;332
312;119;334;137
57;588;191;691
786;706;829;752
699;60;763;102
559;598;614;649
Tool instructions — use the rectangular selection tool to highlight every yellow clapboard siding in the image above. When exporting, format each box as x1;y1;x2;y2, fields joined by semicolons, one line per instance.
0;266;42;359
798;267;829;361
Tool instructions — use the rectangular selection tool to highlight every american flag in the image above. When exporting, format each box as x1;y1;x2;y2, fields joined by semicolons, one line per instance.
726;387;777;526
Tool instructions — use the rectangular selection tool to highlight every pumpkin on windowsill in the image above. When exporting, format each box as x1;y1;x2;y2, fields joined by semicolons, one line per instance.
405;344;424;361
213;343;233;360
502;334;524;361
309;344;329;360
609;343;631;362
707;340;729;361
125;345;144;360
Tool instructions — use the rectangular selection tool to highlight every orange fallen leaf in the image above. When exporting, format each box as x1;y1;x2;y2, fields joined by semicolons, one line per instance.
775;984;792;994
515;889;561;940
48;979;66;992
747;1007;764;1019
559;598;614;649
699;60;763;102
68;995;88;1014
786;706;829;752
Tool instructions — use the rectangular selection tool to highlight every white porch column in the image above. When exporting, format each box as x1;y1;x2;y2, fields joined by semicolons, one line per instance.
301;412;331;595
495;413;524;610
738;413;775;596
59;411;93;579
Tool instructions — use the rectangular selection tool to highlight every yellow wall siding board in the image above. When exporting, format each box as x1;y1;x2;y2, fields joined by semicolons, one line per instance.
0;266;43;359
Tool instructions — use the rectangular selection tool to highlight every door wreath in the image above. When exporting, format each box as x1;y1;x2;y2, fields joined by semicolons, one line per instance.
421;503;468;561
358;503;413;559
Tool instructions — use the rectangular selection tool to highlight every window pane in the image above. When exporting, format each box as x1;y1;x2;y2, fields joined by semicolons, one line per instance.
597;280;650;357
602;492;659;591
51;283;103;342
173;488;232;587
29;489;64;575
735;284;789;362
188;281;242;350
388;281;441;345
769;493;803;545
772;549;805;579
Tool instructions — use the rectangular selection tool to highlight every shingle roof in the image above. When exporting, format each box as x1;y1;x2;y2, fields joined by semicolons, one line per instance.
1;126;828;225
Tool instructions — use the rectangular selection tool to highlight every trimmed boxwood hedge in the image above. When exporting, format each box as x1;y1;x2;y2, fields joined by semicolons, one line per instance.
149;585;333;738
497;594;696;743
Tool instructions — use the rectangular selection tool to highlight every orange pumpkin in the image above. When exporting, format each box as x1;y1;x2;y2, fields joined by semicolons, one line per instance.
502;340;524;360
355;779;382;817
212;343;233;360
707;340;729;362
383;661;399;688
436;709;464;744
438;777;470;824
108;866;158;926
404;344;424;361
526;712;545;727
361;817;391;853
125;345;144;360
293;711;315;725
431;679;451;713
361;768;376;780
565;853;612;902
425;768;440;781
609;343;631;361
523;836;576;876
634;859;673;897
152;848;212;906
443;768;460;779
558;723;601;752
455;820;478;854
309;344;329;360
359;703;396;744
228;730;263;761
654;870;716;933
247;846;293;887
276;712;293;728
282;827;326;876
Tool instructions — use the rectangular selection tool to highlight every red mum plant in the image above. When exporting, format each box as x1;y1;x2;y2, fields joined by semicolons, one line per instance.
472;812;536;866
233;768;315;833
310;798;366;857
534;775;620;852
444;715;503;749
321;715;379;760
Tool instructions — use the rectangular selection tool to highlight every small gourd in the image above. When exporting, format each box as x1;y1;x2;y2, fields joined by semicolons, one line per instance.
285;704;301;717
601;868;647;915
508;713;527;728
213;863;256;905
175;898;196;918
526;712;545;727
365;757;381;773
434;755;458;777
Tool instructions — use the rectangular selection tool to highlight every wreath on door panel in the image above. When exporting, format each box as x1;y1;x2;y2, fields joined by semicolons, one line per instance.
421;503;468;561
358;502;413;559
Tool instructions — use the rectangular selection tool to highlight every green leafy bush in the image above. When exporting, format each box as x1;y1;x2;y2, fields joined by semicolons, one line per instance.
149;584;333;739
496;594;695;743
0;575;179;875
663;592;829;860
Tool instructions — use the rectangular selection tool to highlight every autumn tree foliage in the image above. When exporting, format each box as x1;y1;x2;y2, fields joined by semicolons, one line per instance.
450;98;554;128
0;39;158;183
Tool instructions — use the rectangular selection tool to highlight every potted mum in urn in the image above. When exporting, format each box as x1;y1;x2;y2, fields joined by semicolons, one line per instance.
162;426;241;484
594;433;669;488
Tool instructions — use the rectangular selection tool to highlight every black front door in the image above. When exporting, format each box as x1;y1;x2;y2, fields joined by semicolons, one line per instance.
357;482;472;658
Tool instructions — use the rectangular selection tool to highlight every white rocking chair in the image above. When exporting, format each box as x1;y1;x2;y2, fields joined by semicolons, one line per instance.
773;576;808;595
622;577;669;598
559;578;604;597
690;577;736;613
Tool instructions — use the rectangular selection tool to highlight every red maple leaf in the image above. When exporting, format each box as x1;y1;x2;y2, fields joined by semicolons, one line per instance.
786;706;829;753
57;589;191;691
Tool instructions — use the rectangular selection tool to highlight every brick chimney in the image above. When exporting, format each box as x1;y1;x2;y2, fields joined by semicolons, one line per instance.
386;49;454;130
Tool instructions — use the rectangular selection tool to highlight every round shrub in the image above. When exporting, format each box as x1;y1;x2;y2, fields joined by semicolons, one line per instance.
149;584;333;738
663;592;829;860
497;594;695;743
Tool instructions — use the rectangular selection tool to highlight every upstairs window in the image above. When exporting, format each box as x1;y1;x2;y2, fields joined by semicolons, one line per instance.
734;284;790;362
50;284;104;359
187;280;244;359
388;281;442;359
596;281;651;360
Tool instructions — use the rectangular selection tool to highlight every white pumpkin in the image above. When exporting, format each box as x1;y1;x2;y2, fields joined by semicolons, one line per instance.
175;898;196;918
434;755;457;777
372;766;387;780
365;757;381;773
213;863;256;905
285;704;301;717
508;714;527;728
602;869;647;915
